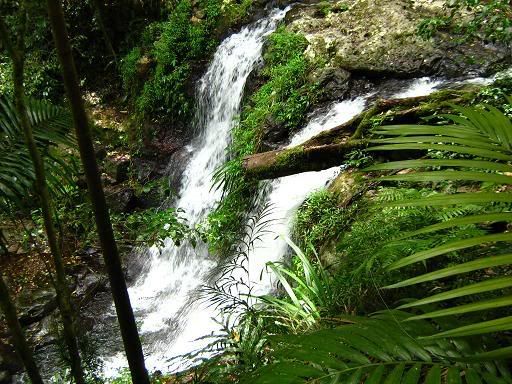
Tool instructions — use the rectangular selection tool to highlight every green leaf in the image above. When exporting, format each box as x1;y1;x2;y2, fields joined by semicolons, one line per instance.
383;192;512;207
397;277;512;308
397;213;512;239
365;159;512;173
379;171;512;185
456;346;512;362
426;316;512;338
424;365;441;384
446;367;462;384
365;366;386;384
465;369;484;384
405;296;512;320
385;254;512;288
367;143;512;161
383;363;405;384
370;136;502;152
402;364;422;384
388;233;512;270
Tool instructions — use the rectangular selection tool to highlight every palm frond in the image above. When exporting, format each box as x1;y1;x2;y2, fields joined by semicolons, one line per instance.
366;102;512;345
0;95;75;212
241;311;511;383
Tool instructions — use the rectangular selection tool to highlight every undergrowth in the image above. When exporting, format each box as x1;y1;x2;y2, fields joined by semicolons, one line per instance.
417;0;512;43
120;0;254;145
206;27;319;255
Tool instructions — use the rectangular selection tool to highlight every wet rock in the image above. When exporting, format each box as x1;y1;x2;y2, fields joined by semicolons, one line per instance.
104;185;139;213
16;289;57;327
27;313;60;351
261;114;289;150
0;342;21;381
314;67;351;102
286;0;510;79
74;273;107;305
0;371;11;384
104;153;131;184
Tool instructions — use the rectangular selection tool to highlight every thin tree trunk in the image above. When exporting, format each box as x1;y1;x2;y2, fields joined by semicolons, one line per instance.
91;0;117;63
0;14;85;384
0;277;44;384
0;237;43;384
45;2;150;382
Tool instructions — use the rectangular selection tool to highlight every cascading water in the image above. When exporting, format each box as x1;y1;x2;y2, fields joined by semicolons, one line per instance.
101;5;501;372
104;8;289;375
241;76;447;295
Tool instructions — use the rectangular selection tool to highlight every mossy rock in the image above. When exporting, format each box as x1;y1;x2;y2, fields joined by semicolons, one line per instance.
285;0;510;78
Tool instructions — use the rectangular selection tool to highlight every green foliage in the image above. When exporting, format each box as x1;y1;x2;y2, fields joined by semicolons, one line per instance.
241;311;512;383
119;47;142;98
261;237;337;333
121;0;255;133
366;102;512;349
293;189;346;252
207;28;316;254
417;16;450;39
121;207;192;248
51;183;191;249
317;1;332;17
120;0;217;126
0;95;75;213
473;75;512;117
244;103;512;383
418;0;512;43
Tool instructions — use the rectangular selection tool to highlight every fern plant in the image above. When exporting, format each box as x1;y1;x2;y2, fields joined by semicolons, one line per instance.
241;102;512;383
243;311;511;383
0;95;74;212
365;102;512;352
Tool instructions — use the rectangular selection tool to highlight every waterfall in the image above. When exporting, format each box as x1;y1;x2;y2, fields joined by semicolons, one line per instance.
104;8;289;375
101;5;499;372
241;77;447;296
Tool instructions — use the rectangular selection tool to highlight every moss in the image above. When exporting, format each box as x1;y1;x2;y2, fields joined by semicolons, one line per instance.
275;146;305;166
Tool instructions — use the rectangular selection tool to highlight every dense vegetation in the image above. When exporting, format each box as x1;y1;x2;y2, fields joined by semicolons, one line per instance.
0;0;511;383
207;27;319;254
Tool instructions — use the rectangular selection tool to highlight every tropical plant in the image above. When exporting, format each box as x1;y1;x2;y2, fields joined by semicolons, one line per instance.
260;237;336;333
0;95;74;212
241;102;512;382
243;311;512;383
365;102;512;347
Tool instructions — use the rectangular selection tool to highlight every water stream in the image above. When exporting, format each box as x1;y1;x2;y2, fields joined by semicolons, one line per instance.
104;8;289;375
102;9;491;376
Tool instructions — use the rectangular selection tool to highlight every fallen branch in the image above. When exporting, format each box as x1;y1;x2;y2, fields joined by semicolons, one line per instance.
243;88;476;180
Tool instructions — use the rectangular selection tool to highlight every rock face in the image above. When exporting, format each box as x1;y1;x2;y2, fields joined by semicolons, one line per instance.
286;0;510;79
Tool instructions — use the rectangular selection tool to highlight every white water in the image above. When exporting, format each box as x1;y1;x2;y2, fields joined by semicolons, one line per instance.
239;97;370;294
103;7;487;373
104;9;288;375
238;77;446;294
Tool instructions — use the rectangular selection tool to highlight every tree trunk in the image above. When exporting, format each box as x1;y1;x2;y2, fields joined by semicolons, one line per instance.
242;90;476;180
45;2;150;382
0;277;43;384
0;236;43;384
91;0;117;63
0;15;86;384
243;140;367;180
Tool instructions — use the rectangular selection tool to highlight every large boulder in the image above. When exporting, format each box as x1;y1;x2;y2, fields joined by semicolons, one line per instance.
15;289;57;327
286;0;510;79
